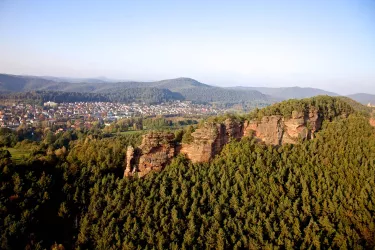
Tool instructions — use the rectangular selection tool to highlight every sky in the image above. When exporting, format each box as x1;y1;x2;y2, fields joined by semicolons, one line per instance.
0;0;374;94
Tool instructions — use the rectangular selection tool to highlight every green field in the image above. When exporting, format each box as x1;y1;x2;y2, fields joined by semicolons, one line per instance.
118;130;144;135
5;147;31;163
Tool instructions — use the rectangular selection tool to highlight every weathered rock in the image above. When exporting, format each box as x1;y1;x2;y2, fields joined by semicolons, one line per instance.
283;112;307;144
244;116;284;145
180;118;243;163
307;109;323;139
244;110;323;145
124;146;134;177
125;132;176;178
124;112;325;177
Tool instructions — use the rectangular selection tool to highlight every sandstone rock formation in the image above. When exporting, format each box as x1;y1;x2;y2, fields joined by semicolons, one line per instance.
244;110;322;145
124;113;325;177
124;132;176;178
180;118;243;163
244;116;283;145
123;146;135;177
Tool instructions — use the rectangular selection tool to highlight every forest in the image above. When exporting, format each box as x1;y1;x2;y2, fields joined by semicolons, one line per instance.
0;88;183;105
0;74;270;106
0;96;374;249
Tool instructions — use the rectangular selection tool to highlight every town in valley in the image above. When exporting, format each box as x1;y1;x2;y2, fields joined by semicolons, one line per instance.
0;100;226;131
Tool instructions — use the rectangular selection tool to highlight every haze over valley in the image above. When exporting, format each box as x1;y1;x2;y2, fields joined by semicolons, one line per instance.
1;73;375;106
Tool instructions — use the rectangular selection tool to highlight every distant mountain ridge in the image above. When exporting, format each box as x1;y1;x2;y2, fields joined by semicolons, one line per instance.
0;74;268;104
0;73;373;105
227;86;338;100
346;93;375;105
0;74;213;93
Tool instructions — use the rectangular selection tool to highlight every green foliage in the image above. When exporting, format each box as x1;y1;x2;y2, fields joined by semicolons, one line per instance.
0;149;11;159
1;107;375;248
0;157;62;249
177;86;269;104
0;74;271;105
173;129;184;143
143;117;171;129
338;96;374;116
181;125;195;144
71;115;375;249
0;88;183;105
0;128;18;147
248;96;354;120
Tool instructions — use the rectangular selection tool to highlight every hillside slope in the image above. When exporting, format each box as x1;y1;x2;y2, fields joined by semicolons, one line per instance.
1;96;374;249
338;96;374;115
0;88;184;105
0;74;269;104
126;96;355;177
347;93;375;105
228;86;338;100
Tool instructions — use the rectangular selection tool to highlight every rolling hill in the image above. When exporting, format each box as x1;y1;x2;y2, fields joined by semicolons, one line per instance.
2;73;372;106
228;86;338;100
347;93;375;105
0;74;269;104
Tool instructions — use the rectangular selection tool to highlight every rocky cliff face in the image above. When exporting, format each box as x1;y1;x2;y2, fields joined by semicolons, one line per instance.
124;146;135;177
124;113;324;177
180;118;243;163
124;132;176;178
244;110;322;145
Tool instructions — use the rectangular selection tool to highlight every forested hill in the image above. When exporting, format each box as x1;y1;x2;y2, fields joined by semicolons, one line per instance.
0;89;184;105
3;73;374;106
347;93;375;105
228;86;339;100
338;96;375;116
1;96;375;248
248;95;354;120
0;74;269;104
0;74;211;93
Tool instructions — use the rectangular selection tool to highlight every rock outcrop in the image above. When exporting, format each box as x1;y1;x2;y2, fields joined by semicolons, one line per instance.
124;146;135;177
124;132;176;178
124;113;324;177
244;110;323;145
244;116;283;145
180;118;243;163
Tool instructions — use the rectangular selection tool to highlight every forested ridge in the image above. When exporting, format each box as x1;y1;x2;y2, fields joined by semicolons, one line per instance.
1;73;374;105
0;74;269;105
0;97;375;249
248;96;354;120
0;88;184;105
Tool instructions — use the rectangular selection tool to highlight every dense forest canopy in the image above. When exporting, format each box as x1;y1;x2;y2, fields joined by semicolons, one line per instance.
0;96;375;249
248;96;354;120
0;74;269;105
338;96;375;116
0;89;184;105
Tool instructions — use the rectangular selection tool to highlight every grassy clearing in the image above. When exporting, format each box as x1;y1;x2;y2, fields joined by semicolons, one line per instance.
119;130;144;135
5;147;31;163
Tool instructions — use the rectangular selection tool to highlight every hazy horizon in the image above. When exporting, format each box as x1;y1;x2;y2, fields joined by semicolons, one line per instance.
1;0;374;95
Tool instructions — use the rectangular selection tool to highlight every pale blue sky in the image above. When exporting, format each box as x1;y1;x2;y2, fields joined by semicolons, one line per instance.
0;0;374;94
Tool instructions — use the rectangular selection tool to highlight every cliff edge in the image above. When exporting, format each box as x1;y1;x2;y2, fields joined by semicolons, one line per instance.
125;96;355;177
